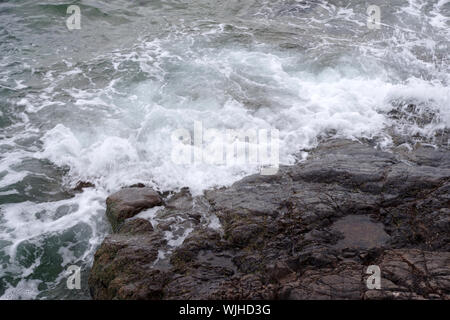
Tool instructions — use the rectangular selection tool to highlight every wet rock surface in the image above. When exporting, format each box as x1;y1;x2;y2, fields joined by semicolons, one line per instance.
331;215;390;249
89;140;450;300
88;218;170;299
105;187;162;232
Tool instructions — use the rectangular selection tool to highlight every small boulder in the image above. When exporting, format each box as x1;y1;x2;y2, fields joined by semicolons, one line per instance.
106;187;162;232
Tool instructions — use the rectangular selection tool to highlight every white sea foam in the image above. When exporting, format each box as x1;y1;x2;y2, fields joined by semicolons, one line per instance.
0;279;42;300
35;49;449;195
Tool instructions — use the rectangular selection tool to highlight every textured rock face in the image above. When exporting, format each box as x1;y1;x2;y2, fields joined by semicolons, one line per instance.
105;187;162;232
88;218;170;300
89;140;450;300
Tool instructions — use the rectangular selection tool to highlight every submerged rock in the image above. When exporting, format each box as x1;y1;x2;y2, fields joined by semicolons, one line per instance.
73;181;95;192
89;139;450;300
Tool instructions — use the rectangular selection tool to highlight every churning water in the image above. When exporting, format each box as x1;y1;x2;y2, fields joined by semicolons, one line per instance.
0;0;449;299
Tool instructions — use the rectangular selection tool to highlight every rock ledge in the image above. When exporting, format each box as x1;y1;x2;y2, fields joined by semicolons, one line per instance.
89;140;450;300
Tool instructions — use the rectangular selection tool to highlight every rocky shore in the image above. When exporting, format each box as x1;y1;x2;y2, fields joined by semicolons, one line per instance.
88;139;450;300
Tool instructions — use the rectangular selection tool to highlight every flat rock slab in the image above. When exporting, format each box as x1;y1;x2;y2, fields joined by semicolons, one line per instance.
106;187;162;232
331;215;390;249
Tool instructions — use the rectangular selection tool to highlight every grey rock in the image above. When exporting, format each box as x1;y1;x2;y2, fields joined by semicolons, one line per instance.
106;187;162;232
331;215;390;249
89;139;450;300
88;218;170;300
